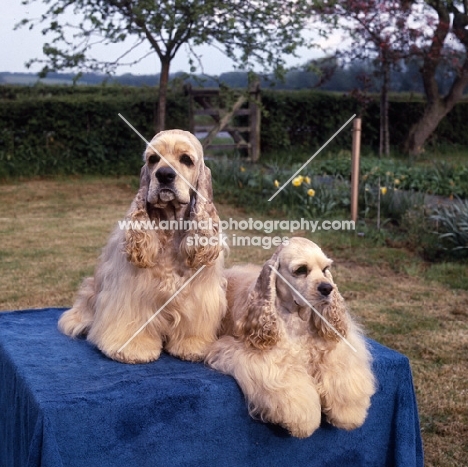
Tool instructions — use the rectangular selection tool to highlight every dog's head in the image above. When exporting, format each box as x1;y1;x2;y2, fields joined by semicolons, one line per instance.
143;129;204;210
274;237;334;313
125;129;221;269
239;237;348;349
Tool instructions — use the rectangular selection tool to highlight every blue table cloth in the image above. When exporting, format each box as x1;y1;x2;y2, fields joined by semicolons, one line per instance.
0;308;423;467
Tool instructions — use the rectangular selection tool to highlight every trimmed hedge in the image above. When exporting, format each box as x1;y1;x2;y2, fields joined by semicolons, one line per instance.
260;90;468;152
0;86;188;177
1;85;467;177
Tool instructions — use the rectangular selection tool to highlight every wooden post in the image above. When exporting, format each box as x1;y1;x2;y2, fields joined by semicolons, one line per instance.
249;81;261;161
184;84;194;134
377;175;381;231
351;118;362;223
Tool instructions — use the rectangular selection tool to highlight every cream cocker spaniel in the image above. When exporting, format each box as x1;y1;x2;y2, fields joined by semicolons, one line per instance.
59;129;226;364
205;237;376;438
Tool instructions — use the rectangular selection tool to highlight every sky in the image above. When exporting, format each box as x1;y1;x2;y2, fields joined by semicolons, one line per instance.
0;1;333;77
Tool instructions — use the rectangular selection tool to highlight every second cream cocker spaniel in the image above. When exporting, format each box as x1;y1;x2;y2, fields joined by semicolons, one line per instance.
59;129;226;364
206;237;376;438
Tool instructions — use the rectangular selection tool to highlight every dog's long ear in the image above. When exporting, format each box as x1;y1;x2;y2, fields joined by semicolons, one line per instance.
180;161;223;268
123;164;159;268
311;270;349;341
237;251;282;350
193;162;218;223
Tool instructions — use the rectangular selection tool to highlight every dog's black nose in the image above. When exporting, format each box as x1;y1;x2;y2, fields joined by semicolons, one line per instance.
156;166;176;184
318;282;333;296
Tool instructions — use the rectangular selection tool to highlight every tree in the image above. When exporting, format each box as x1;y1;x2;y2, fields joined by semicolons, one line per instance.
319;0;468;156
403;0;468;155
19;0;312;132
317;0;417;157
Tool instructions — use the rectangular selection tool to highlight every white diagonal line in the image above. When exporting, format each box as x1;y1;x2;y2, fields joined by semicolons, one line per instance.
118;113;207;202
269;266;357;352
117;265;206;354
268;114;356;202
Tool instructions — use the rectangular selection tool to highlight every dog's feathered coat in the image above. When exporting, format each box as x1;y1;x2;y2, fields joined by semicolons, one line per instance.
206;237;375;438
59;130;226;364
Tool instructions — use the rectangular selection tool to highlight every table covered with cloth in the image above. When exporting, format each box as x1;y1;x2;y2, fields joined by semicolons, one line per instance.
0;308;423;467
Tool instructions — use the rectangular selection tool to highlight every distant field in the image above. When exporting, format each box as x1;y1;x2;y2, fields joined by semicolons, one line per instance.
1;75;79;86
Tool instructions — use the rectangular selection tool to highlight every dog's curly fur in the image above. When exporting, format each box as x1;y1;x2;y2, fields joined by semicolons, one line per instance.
58;129;226;364
205;237;376;438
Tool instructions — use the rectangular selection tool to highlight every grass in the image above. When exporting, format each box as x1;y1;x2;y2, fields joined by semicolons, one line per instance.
1;176;467;466
0;176;137;309
423;262;468;290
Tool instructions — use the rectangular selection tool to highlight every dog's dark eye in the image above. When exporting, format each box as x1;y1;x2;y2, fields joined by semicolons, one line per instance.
148;154;160;165
180;154;194;167
322;266;330;274
293;265;308;276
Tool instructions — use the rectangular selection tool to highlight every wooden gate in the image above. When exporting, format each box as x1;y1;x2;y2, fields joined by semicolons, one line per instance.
185;83;261;161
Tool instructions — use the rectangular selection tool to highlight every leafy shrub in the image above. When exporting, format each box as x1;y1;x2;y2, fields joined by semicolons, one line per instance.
314;156;468;198
362;184;426;225
431;198;468;254
0;85;188;177
206;154;465;262
260;90;468;153
207;156;351;220
2;84;468;178
380;189;426;223
400;206;443;260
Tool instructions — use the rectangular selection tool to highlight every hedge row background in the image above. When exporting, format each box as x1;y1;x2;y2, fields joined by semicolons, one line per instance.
0;86;188;177
260;91;468;153
1;85;467;177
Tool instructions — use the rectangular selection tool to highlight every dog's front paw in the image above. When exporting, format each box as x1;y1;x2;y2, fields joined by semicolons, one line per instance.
108;346;162;364
280;401;322;439
269;386;322;439
58;308;92;337
283;417;321;439
324;399;371;431
166;336;212;362
95;334;163;364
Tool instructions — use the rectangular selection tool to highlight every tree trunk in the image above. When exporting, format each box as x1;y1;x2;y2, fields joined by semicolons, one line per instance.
379;59;390;157
404;63;468;156
156;59;170;133
403;1;468;155
404;99;451;156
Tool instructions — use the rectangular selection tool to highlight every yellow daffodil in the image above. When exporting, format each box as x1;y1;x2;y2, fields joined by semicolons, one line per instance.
394;179;400;185
304;176;311;184
380;187;388;195
240;166;246;172
292;176;304;187
274;179;280;188
307;188;315;197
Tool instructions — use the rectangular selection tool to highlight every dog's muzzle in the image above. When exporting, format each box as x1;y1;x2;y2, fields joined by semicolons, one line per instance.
156;166;176;185
318;282;333;297
153;167;178;203
158;189;176;203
